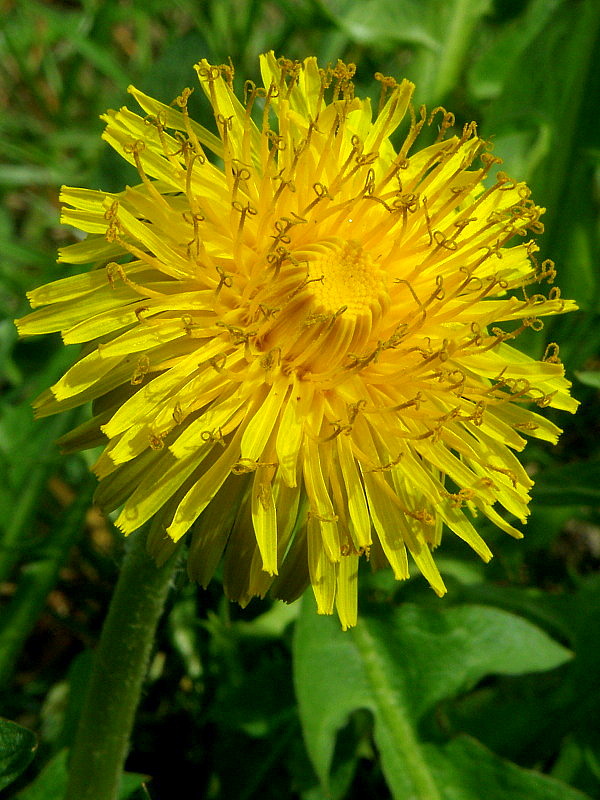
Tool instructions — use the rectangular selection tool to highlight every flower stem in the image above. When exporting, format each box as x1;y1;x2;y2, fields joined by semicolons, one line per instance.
65;530;180;800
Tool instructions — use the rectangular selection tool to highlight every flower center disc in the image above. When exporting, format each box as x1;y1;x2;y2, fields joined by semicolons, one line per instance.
306;240;390;325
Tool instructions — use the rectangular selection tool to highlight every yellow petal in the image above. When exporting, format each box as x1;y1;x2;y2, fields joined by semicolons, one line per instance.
307;515;337;615
276;393;304;488
240;379;288;462
167;427;244;541
116;445;211;534
335;553;358;630
336;436;372;549
251;468;278;575
303;438;340;563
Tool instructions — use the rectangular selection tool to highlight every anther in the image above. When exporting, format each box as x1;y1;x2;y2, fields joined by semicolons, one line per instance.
422;196;433;245
201;429;226;446
486;464;518;488
149;433;165;450
346;400;366;423
106;262;125;287
131;355;150;386
215;321;256;345
543;343;561;363
172;402;184;424
524;316;544;332
433;230;458;251
307;510;339;524
260;348;281;371
368;453;403;472
319;420;353;442
215;265;233;294
428;106;455;142
232;458;275;474
208;353;227;372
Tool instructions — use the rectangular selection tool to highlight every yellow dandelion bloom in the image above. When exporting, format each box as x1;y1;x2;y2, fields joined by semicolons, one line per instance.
17;53;578;628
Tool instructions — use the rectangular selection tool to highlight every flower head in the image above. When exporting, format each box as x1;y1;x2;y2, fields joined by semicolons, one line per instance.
18;53;577;628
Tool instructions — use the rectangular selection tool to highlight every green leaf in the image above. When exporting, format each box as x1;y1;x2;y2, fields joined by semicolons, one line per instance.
0;408;80;588
410;0;492;103
320;0;491;104
0;474;96;688
402;577;600;795
0;718;37;791
294;599;573;799
532;459;600;506
468;0;564;100
318;0;440;49
575;371;600;390
14;750;148;800
425;735;592;800
479;0;600;354
0;165;65;187
14;751;68;800
63;35;130;89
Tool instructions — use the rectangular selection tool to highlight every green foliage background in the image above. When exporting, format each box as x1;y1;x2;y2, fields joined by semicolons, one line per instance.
1;0;599;797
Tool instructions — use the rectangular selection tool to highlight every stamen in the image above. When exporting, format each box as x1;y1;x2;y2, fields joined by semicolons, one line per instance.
428;106;455;142
173;87;205;158
131;355;150;385
543;343;561;363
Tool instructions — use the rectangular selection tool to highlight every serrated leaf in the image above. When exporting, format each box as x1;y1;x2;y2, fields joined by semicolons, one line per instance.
0;718;37;791
294;599;572;798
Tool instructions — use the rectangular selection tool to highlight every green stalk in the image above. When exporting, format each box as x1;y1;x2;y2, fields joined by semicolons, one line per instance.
351;623;442;800
65;530;180;800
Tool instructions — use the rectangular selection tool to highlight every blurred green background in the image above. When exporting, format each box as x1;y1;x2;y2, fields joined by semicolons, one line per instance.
1;1;599;798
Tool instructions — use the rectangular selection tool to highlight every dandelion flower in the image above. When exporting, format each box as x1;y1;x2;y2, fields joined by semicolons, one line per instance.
17;53;578;628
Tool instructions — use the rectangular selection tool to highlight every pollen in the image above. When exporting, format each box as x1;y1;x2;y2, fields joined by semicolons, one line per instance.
306;240;389;321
